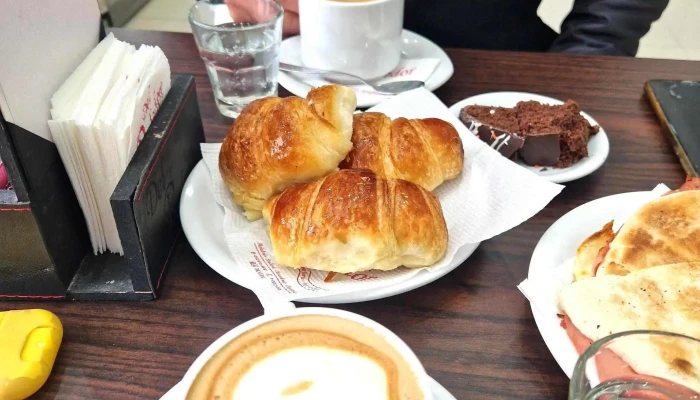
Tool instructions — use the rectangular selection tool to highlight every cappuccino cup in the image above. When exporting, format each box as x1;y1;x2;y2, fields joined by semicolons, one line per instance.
299;0;405;80
180;308;431;400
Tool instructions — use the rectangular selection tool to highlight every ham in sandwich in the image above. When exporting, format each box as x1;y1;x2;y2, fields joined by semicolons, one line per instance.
559;262;700;392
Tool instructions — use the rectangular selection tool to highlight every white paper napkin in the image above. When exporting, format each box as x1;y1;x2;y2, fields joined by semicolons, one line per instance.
517;183;671;339
47;33;171;255
202;88;564;306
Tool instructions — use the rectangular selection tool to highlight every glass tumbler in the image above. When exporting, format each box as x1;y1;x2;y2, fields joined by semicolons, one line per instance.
189;0;283;118
569;330;700;400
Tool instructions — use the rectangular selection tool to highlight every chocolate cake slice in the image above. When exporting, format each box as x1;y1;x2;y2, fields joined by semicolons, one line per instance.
516;100;599;168
460;100;599;168
462;105;520;132
459;106;524;159
519;132;560;166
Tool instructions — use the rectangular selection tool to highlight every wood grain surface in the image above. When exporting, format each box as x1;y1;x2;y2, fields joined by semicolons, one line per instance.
4;29;700;400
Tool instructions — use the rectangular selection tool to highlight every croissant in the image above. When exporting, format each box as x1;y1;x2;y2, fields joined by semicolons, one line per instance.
262;169;448;273
219;85;356;220
340;112;464;191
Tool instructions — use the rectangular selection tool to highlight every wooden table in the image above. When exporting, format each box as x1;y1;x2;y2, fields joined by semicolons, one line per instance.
5;29;700;399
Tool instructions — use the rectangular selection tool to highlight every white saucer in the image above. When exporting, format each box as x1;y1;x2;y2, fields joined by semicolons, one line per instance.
527;191;652;377
180;160;479;304
278;30;454;108
449;92;610;184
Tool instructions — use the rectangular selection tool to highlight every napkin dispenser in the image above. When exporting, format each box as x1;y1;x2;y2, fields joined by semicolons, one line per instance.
0;75;204;300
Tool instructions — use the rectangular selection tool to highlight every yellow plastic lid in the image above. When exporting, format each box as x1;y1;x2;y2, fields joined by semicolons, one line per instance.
0;309;63;400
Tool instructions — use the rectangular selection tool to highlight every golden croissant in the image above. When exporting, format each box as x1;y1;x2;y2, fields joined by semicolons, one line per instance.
340;112;464;191
219;85;357;220
262;169;448;273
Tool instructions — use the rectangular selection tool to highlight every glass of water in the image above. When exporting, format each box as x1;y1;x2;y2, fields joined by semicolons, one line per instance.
569;330;700;400
189;0;283;118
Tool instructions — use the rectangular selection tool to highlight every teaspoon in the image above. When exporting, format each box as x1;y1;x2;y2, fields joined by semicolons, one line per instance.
279;62;425;95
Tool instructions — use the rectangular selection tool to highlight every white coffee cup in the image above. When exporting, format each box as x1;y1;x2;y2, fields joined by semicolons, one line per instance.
170;307;432;400
299;0;405;80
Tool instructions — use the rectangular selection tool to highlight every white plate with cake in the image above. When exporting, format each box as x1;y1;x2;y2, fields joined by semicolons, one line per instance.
518;177;700;387
449;92;609;184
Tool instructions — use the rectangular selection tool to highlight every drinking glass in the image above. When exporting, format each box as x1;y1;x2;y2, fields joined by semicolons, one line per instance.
189;0;283;118
570;330;700;400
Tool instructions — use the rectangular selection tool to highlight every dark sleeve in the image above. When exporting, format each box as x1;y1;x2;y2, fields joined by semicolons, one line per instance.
549;0;669;56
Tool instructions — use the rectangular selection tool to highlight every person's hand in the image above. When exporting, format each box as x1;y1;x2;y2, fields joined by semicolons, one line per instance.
224;0;300;37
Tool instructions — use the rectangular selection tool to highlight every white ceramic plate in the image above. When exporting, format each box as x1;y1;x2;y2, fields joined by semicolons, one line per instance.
449;92;610;184
527;191;650;377
278;30;455;108
180;160;479;304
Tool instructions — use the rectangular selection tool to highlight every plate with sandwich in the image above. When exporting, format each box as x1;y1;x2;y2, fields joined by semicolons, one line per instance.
520;177;700;387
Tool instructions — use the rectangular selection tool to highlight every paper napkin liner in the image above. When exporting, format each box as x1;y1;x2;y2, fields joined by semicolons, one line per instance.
202;88;563;305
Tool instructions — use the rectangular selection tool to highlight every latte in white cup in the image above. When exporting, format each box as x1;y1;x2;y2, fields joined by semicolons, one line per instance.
182;308;431;400
299;0;405;80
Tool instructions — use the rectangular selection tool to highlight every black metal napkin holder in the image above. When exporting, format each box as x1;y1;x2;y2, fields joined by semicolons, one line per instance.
0;75;204;300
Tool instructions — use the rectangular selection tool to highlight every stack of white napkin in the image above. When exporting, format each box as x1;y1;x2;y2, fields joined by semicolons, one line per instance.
48;33;171;255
